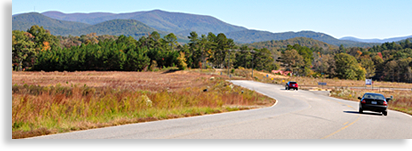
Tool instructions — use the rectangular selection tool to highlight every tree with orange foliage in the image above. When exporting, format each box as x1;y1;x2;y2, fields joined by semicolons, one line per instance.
41;41;50;51
27;25;60;51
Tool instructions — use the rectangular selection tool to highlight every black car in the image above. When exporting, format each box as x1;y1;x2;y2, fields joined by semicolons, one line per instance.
358;93;392;116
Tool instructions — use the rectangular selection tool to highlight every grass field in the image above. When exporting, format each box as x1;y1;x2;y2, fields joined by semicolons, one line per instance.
12;70;276;139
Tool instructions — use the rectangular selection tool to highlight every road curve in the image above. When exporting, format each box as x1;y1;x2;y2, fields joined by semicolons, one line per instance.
30;80;412;139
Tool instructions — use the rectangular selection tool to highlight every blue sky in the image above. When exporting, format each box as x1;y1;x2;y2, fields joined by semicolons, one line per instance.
12;0;412;39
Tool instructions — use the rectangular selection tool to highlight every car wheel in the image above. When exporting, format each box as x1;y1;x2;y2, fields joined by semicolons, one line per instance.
296;88;298;91
382;111;387;116
359;107;363;113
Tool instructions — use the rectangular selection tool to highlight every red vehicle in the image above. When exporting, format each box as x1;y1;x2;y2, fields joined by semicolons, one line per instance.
285;81;298;90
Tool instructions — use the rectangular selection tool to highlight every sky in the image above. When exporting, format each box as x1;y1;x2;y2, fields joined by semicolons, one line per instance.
11;0;412;39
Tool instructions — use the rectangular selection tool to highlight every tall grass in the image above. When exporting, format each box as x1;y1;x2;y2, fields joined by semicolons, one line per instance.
12;76;275;139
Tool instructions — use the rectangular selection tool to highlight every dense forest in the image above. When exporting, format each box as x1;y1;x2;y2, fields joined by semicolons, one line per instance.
12;25;277;72
309;40;412;82
12;25;412;83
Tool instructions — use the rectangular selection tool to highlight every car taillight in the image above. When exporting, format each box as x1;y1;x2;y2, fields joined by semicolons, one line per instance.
383;101;387;106
361;100;366;104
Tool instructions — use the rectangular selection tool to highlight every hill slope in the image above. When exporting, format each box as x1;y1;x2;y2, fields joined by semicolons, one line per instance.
41;10;247;36
12;12;90;33
12;13;189;42
72;19;159;37
226;30;379;47
245;37;338;51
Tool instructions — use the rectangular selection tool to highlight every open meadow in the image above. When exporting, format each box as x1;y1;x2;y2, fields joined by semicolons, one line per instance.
12;69;276;138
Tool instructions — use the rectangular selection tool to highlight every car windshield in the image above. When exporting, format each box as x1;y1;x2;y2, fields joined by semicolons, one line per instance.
289;82;296;84
363;94;385;100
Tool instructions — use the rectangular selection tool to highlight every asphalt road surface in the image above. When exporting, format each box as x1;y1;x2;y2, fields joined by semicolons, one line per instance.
31;80;412;139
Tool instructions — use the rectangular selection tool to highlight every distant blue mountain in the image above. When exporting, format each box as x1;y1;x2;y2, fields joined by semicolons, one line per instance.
340;35;412;43
13;10;398;47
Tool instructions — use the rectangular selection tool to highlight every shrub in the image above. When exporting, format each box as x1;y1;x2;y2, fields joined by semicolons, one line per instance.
177;52;187;70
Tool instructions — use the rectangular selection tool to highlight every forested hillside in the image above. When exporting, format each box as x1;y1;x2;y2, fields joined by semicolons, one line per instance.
12;12;90;35
226;30;380;47
41;10;247;36
71;19;160;38
12;13;189;43
246;37;338;52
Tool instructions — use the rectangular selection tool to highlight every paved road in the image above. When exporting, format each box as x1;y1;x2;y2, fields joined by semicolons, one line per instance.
31;80;412;139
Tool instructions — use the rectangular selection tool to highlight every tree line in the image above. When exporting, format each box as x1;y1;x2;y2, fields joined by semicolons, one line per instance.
289;40;412;82
12;25;277;72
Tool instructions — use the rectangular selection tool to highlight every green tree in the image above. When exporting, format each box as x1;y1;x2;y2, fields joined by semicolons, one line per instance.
334;53;365;80
12;30;36;71
199;34;209;69
360;57;375;78
212;33;235;68
339;44;346;53
187;31;199;68
163;33;178;51
254;48;276;72
148;31;161;48
125;48;150;71
27;25;60;51
281;49;304;75
188;31;199;45
384;60;398;82
286;44;313;76
235;45;252;69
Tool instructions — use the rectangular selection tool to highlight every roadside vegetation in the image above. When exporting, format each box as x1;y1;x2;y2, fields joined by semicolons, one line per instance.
12;70;275;139
330;88;412;115
226;68;412;116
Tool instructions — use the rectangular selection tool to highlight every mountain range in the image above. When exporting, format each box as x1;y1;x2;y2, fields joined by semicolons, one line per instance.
12;12;188;42
12;10;412;47
41;9;247;36
225;30;379;47
340;35;412;43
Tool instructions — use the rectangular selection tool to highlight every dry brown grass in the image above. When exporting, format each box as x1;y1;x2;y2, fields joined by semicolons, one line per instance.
12;70;275;139
12;70;226;92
